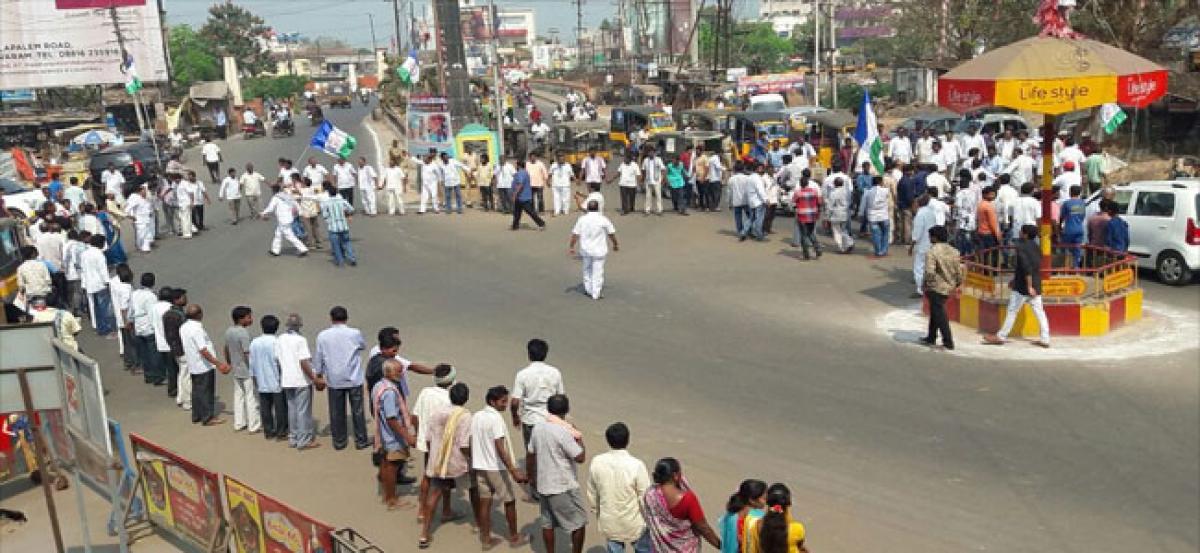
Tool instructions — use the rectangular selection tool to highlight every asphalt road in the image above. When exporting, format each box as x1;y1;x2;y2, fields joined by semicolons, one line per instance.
28;103;1199;553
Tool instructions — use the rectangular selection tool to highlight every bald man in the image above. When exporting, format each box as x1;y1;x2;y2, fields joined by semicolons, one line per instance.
179;304;231;425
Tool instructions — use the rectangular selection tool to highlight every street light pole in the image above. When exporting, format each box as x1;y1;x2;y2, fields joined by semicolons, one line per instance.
813;0;820;107
489;0;505;161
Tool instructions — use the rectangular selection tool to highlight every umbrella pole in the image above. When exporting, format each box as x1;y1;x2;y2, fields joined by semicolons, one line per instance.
1039;114;1056;275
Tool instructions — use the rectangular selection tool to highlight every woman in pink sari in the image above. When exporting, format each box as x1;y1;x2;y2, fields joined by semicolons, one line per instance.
642;458;722;552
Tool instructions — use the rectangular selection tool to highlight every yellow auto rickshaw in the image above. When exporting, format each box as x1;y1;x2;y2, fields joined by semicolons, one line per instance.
651;130;727;163
803;110;856;170
675;109;731;133
609;106;676;153
549;120;610;166
726;111;790;159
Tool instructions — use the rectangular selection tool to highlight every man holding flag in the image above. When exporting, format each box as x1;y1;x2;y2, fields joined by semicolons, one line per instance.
854;89;886;178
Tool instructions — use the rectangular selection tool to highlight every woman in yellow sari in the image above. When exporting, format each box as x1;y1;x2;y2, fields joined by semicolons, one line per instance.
743;484;808;553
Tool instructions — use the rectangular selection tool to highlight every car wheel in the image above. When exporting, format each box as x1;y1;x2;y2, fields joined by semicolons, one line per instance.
1155;250;1192;286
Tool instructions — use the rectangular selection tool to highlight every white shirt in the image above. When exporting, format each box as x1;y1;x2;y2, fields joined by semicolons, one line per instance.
916;137;936;163
1013;195;1042;229
929;196;949;226
101;169;125;199
912;204;937;249
201;142;221;163
550;162;574;188
512;361;564;426
109;277;132;326
333;163;357;189
1059;146;1085;173
152;301;171;352
383;166;406;190
180;319;215;375
996;137;1018;160
926;172;951;199
469;405;512;471
357;165;378;189
960;133;986;159
243;110;257;125
302;164;329;186
707;155;725;181
581;191;605;212
497;163;515;189
441;159;463;187
572;211;616;257
1053;171;1081;194
261;192;297;225
940;139;961;164
531;122;550;139
617;163;640;188
125;193;154;224
275;332;312;388
411;386;450;453
1004;155;1035;187
239;172;265;197
175;180;198;208
887;136;913;164
641;157;665;184
995;184;1020;224
128;288;158;336
863;186;891;222
746;173;768;209
218;176;241;200
80;246;108;293
420;160;442;188
587;449;651;543
582;157;605;182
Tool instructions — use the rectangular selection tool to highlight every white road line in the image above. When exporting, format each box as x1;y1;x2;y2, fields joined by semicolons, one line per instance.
876;302;1200;362
364;114;383;170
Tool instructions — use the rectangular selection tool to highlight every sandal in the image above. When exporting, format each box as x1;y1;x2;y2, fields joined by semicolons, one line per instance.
481;537;502;551
418;537;431;549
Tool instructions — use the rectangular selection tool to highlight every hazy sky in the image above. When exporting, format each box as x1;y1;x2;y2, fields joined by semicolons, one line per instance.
163;0;759;46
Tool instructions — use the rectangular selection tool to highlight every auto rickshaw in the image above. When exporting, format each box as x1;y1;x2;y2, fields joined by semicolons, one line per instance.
651;130;727;163
726;111;790;159
502;124;531;159
802;110;856;171
549;120;610;166
675;109;731;132
609;106;676;153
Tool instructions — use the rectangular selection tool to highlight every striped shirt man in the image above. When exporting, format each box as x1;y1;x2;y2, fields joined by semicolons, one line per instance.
320;195;355;233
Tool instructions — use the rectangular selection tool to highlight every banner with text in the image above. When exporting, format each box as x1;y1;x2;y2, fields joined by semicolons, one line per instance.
406;95;454;156
129;433;223;551
0;0;168;90
224;475;335;553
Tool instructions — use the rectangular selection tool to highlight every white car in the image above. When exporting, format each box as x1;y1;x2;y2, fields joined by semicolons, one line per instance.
1;177;45;218
1088;179;1200;285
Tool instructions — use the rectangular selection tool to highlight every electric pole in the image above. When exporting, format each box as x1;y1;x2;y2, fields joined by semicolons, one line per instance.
576;0;585;71
489;0;505;160
812;0;820;106
109;4;146;131
369;13;378;53
829;0;837;108
392;0;402;54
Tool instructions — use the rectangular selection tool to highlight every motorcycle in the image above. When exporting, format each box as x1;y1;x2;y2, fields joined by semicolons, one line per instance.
359;91;370;105
309;107;324;127
271;118;294;138
242;120;265;139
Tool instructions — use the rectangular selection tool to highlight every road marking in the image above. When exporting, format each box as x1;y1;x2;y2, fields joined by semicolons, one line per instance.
876;302;1200;362
364;115;383;169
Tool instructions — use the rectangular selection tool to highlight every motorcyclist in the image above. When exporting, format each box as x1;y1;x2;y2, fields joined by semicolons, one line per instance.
308;104;324;125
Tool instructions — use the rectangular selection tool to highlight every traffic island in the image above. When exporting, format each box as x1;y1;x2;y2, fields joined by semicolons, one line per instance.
927;245;1142;337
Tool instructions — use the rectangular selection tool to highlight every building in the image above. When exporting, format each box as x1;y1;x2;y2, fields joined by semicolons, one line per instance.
835;1;898;43
496;7;537;51
760;0;814;38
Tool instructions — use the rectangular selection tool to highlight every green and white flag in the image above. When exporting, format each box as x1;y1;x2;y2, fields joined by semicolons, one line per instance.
853;89;885;174
398;49;420;86
309;120;357;158
1100;103;1126;135
124;59;143;95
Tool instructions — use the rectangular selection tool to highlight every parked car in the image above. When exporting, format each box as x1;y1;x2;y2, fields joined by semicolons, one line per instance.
87;143;167;196
1;176;43;218
1087;179;1200;285
896;112;960;135
954;113;1029;136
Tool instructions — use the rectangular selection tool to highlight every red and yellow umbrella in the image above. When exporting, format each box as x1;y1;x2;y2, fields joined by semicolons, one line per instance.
937;36;1168;115
937;35;1169;272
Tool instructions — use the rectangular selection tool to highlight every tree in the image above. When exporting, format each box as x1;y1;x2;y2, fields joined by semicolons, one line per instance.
699;20;797;73
242;75;308;101
200;2;273;76
1071;0;1194;55
891;0;1037;61
168;25;220;95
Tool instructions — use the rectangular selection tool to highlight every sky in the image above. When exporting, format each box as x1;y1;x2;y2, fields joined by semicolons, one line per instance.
163;0;759;47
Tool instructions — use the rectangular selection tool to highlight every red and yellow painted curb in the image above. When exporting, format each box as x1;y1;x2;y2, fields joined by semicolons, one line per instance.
926;288;1143;337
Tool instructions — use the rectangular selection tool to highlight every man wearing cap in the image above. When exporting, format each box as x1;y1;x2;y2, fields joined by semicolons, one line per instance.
28;295;82;350
1058;137;1086;175
1053;162;1082;199
276;313;325;450
411;364;459;524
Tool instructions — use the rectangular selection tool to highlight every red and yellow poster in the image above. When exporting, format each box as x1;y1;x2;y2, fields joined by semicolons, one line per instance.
129;433;222;550
224;475;334;553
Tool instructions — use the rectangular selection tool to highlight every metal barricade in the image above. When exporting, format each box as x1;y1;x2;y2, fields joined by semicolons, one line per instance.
331;527;385;553
960;244;1138;305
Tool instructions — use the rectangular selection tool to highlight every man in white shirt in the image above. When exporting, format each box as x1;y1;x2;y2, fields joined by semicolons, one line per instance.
218;168;243;224
581;151;606;192
471;385;527;549
417;152;442;214
530;121;550;148
706;153;726;211
201;139;222;182
587;422;651;553
438;153;465;215
79;234;114;335
1053;162;1082;200
381;156;407;216
276;313;322;450
180;304;230;425
355;156;379;216
745;167;769;241
175;173;200;238
239;163;265;214
550;154;575;216
1058;139;1086;175
960;127;987;163
1003;146;1036;189
616;159;641;215
125;185;155;252
1011;182;1042;240
100;163;126;203
301;158;329;190
62;177;88;216
887;128;913;167
940;131;962;176
128;273;162;384
332;157;358;204
789;136;818;171
259;186;309;257
243;107;258;127
996;129;1018;161
915;128;937;164
569;200;619;300
496;157;516;214
411;365;456;522
510;338;564;449
640;150;666;215
909;195;938;297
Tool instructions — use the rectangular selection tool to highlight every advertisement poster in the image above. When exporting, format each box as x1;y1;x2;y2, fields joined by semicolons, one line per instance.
55;342;111;456
0;0;169;90
737;72;808;95
0;409;69;484
224;475;334;553
130;433;222;550
460;6;495;41
406;96;454;156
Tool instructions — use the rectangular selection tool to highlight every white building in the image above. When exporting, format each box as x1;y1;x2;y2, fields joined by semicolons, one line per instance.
760;0;814;38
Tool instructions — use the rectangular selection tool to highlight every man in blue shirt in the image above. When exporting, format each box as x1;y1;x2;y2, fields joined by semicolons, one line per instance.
510;160;546;231
313;305;368;450
1059;185;1087;267
47;176;63;202
1103;200;1130;252
896;164;919;245
249;314;287;440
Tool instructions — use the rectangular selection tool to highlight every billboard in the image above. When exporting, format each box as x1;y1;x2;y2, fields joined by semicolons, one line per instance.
0;0;168;90
130;433;224;551
224;475;335;553
406;96;454;156
460;6;495;41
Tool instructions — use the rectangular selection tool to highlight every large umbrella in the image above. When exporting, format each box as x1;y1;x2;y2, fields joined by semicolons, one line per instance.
936;36;1168;271
71;129;122;147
